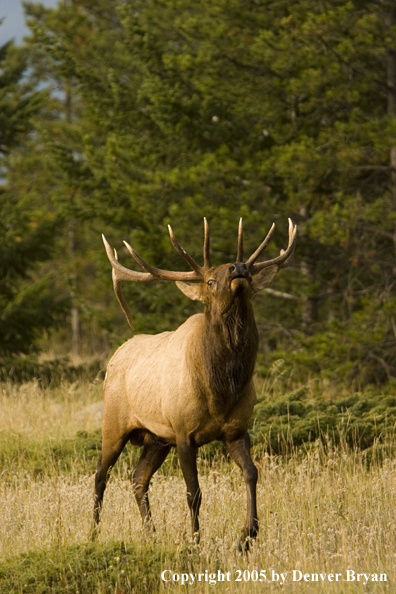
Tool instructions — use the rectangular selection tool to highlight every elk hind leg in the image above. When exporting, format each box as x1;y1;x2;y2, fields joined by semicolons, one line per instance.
132;439;171;531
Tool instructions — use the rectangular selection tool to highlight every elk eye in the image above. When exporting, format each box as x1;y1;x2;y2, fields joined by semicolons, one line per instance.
207;279;215;288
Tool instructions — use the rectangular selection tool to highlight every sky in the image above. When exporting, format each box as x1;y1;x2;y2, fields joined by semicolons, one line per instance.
0;0;58;46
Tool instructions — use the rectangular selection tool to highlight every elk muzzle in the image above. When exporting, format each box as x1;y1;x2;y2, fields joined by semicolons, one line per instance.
229;263;251;292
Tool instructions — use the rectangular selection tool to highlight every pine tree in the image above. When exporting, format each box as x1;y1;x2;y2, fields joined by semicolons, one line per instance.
0;37;68;361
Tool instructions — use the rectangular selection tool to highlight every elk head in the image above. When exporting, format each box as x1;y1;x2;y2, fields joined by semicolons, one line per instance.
102;218;297;329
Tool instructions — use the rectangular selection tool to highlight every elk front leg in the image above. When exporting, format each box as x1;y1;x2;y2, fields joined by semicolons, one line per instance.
132;441;171;531
225;432;258;548
93;434;128;539
177;440;201;543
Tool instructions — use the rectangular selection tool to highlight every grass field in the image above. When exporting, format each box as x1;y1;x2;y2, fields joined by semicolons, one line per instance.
0;378;395;593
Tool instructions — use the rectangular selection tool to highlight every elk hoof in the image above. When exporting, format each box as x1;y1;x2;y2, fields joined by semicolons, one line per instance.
186;532;201;555
237;526;258;553
237;536;254;554
142;517;156;533
193;531;200;545
90;523;101;542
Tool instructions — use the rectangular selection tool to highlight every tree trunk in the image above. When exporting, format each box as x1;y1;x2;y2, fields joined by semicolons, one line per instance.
386;9;396;258
298;206;318;332
68;221;80;357
65;73;80;356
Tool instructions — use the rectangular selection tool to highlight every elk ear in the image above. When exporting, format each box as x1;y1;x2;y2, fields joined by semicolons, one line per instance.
251;265;279;295
175;281;205;302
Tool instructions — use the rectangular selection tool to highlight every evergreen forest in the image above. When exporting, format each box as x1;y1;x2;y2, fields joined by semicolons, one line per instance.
1;0;396;389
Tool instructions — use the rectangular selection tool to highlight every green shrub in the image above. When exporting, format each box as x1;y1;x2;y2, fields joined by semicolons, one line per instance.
251;386;396;455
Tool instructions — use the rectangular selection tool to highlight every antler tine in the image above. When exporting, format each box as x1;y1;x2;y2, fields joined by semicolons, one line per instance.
236;217;243;262
103;235;156;331
245;222;276;267
279;218;298;268
111;249;134;330
112;273;135;330
123;241;202;281
168;225;203;276
249;219;297;274
204;217;211;269
103;235;155;283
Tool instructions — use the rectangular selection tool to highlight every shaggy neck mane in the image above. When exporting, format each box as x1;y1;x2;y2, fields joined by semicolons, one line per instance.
201;295;259;410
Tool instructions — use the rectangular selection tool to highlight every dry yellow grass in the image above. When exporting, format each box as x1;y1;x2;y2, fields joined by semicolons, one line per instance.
0;380;103;437
1;381;395;592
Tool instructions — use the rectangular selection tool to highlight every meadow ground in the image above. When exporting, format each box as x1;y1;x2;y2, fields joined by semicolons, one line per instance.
0;378;395;593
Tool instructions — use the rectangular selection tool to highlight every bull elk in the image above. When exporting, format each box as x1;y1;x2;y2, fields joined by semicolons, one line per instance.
94;218;297;548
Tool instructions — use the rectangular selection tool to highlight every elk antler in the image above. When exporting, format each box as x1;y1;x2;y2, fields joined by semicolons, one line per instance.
103;218;297;330
123;239;202;282
102;221;210;329
203;217;211;269
167;226;203;276
236;218;244;262
246;218;297;274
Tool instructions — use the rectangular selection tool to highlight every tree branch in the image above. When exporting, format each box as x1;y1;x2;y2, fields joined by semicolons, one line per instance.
263;287;298;301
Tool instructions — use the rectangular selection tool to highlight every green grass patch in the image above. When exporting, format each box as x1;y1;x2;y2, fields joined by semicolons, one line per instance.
0;430;103;479
0;541;169;594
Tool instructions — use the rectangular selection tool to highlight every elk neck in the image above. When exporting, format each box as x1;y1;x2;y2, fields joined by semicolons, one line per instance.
199;291;259;409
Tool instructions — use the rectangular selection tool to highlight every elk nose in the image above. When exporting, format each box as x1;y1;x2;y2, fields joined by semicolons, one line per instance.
229;263;249;278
